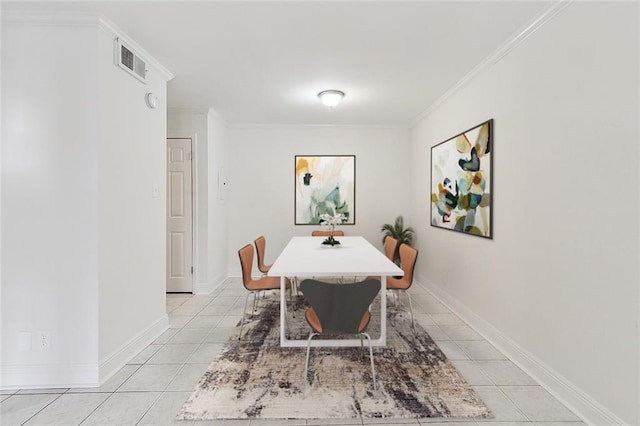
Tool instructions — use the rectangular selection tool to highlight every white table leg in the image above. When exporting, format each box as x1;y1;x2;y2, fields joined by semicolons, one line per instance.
280;275;286;345
381;275;387;346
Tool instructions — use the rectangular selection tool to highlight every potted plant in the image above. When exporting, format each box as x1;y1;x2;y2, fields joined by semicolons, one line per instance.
381;215;415;264
319;213;345;246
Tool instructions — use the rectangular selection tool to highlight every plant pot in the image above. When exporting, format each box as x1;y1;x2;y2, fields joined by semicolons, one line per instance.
321;236;341;246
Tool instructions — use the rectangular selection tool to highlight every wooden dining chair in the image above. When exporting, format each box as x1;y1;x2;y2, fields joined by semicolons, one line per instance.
311;230;345;237
386;244;418;332
254;236;271;276
300;278;381;390
255;235;301;296
383;236;398;262
311;229;349;282
238;244;291;340
366;236;398;282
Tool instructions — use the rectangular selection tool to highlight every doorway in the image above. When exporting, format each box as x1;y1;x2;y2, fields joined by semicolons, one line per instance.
166;137;194;293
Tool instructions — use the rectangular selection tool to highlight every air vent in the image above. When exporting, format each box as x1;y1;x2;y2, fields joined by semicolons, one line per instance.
115;38;147;83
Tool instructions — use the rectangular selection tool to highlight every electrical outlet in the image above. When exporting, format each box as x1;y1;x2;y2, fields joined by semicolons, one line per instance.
37;331;51;349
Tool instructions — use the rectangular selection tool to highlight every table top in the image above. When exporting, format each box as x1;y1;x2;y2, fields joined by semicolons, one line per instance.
269;236;404;277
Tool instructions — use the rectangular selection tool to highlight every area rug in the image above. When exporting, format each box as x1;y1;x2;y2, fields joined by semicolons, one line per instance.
177;293;491;421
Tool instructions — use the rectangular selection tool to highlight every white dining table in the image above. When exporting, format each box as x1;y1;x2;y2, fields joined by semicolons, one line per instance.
268;236;404;348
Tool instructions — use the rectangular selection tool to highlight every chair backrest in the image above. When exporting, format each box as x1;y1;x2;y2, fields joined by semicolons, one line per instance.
383;236;398;261
238;244;254;288
254;236;269;273
300;279;380;334
311;230;345;237
398;244;418;286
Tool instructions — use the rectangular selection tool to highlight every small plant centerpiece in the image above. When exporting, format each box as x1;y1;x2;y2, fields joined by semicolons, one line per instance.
381;215;415;264
319;213;345;246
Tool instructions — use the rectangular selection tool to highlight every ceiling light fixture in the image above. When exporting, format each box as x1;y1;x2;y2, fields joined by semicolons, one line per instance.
318;90;345;107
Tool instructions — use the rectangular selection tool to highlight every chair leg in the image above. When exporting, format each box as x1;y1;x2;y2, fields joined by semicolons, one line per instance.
292;278;299;311
304;332;318;386
288;285;296;318
239;291;252;340
362;332;377;390
404;291;416;333
282;299;290;338
252;291;259;313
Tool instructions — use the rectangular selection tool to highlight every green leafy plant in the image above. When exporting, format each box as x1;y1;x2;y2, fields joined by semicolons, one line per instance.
381;215;415;264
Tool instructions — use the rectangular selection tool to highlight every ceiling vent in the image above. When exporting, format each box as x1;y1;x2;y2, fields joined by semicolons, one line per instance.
115;38;147;83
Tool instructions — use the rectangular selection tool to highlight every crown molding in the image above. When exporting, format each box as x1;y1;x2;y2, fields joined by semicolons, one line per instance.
206;108;229;127
227;123;410;130
168;107;212;116
97;15;174;81
1;10;99;26
2;9;174;81
411;0;572;127
167;107;231;128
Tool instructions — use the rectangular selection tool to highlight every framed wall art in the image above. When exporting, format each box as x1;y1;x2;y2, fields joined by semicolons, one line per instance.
430;119;493;238
295;155;355;225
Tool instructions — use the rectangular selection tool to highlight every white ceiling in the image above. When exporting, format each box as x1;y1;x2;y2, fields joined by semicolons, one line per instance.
5;1;552;125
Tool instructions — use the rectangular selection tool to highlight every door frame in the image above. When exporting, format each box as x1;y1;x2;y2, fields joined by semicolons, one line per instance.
167;133;198;293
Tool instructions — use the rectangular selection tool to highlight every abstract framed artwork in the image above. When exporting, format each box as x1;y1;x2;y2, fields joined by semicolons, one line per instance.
295;155;355;225
430;119;493;238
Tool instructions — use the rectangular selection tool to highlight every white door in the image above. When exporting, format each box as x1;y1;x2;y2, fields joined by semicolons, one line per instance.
167;138;193;293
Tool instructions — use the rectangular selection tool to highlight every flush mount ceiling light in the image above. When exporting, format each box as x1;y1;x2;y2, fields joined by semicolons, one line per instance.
318;90;345;107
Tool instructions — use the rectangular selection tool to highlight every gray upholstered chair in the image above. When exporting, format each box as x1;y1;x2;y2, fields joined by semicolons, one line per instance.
300;278;381;390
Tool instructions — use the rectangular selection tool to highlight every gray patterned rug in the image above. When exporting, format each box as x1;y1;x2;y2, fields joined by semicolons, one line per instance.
177;293;491;421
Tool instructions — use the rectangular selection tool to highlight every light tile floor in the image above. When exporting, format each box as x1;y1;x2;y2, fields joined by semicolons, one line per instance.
1;278;585;426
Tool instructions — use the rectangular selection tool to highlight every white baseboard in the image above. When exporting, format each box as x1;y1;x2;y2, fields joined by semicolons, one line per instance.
97;313;169;386
1;315;170;390
196;272;228;295
1;363;99;390
417;274;625;426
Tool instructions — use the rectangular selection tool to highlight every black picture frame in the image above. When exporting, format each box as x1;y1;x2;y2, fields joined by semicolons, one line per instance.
294;155;356;225
430;119;493;239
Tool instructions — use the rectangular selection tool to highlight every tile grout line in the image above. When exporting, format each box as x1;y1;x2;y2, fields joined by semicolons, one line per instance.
77;392;115;425
6;279;582;426
133;390;166;426
77;362;145;425
18;392;64;426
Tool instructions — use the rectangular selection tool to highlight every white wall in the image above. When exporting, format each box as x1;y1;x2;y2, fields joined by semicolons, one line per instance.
206;112;230;290
0;10;4;372
167;109;230;294
167;109;210;290
227;125;411;275
2;20;100;386
410;2;639;424
96;24;171;379
1;14;172;387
